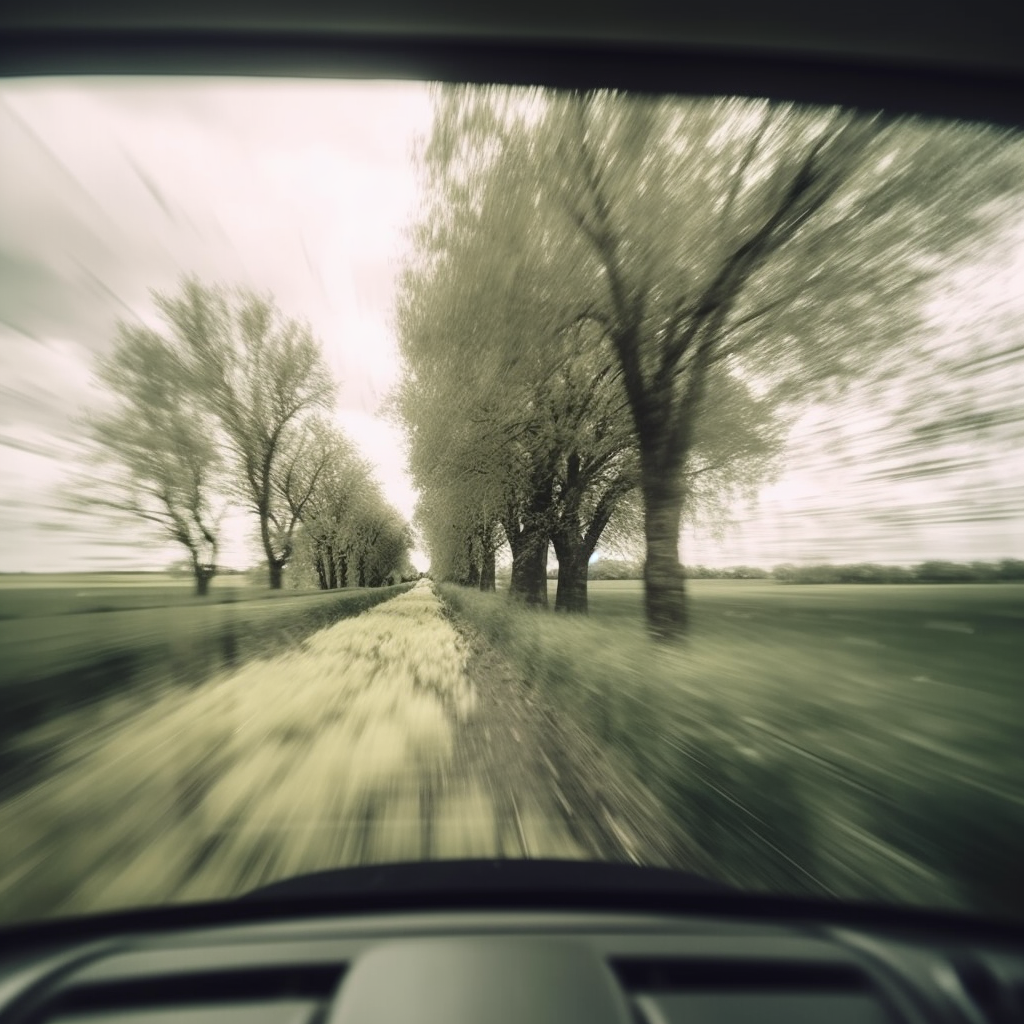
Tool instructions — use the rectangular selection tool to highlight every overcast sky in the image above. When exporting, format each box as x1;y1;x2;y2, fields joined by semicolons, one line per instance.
1;78;433;571
1;77;1022;574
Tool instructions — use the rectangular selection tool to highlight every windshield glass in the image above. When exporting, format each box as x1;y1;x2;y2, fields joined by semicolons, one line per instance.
1;76;1022;925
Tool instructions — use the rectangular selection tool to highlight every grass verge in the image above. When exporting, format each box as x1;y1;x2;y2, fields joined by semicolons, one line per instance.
1;584;415;793
0;583;469;922
439;584;1024;919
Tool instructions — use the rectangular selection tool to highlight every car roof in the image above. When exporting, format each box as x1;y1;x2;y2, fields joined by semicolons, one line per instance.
1;0;1021;126
2;0;1021;77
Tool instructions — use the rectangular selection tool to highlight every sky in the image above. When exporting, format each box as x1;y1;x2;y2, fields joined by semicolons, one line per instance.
1;76;1022;574
1;78;433;571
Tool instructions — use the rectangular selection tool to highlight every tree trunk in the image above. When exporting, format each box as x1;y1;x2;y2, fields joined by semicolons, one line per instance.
191;549;215;597
480;545;496;592
315;552;328;590
552;531;591;614
257;499;281;590
358;555;366;588
464;537;480;587
338;552;348;588
268;559;284;590
326;551;338;590
641;471;687;639
508;526;549;606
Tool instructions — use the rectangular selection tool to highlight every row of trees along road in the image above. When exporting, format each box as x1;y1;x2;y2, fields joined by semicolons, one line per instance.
393;86;1023;639
73;279;413;595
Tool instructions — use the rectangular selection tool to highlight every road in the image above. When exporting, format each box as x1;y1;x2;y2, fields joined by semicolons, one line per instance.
0;582;685;922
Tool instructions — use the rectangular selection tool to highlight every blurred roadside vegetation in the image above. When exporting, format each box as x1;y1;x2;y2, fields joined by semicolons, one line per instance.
528;557;1024;581
772;559;1024;583
0;579;414;799
532;557;1024;583
440;580;1024;918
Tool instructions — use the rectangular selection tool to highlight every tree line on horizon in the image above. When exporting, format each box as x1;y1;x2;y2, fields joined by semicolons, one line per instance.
545;557;1024;583
70;279;413;596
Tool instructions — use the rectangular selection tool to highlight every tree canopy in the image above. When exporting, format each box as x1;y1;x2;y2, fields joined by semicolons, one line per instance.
395;85;1024;636
74;277;411;593
73;319;225;594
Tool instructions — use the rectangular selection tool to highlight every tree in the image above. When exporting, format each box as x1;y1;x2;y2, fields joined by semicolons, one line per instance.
72;316;226;596
392;129;563;606
532;91;1023;637
864;295;1024;552
413;487;503;591
272;418;354;587
285;425;413;590
420;87;1022;636
395;91;649;609
155;278;336;589
588;558;642;580
396;89;789;614
540;324;640;613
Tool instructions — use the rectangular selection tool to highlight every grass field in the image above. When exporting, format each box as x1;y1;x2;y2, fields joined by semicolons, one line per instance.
443;579;1024;918
589;578;1023;696
0;574;414;793
0;583;478;921
0;573;276;617
0;574;350;686
3;574;1022;920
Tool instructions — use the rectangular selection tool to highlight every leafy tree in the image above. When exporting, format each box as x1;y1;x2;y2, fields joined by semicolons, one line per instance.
768;561;1024;584
536;91;1021;637
72;315;226;596
914;559;977;582
727;566;772;579
275;419;359;588
419;87;1021;637
997;558;1024;581
865;297;1024;551
588;558;642;580
285;425;412;590
413;487;503;591
395;89;785;614
155;278;335;589
392;134;563;605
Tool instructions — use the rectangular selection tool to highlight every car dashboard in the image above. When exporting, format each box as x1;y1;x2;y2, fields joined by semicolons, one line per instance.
1;907;1023;1024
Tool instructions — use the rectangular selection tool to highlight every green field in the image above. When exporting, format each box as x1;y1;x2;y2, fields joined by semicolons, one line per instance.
4;574;1022;919
443;579;1024;918
588;578;1023;697
0;574;377;689
0;574;414;792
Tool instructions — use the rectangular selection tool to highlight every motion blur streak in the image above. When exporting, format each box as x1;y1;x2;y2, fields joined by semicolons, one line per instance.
0;583;626;920
3;78;1024;928
442;580;1024;918
0;585;445;913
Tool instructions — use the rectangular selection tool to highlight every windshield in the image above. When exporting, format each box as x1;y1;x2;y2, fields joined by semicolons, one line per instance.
1;76;1022;925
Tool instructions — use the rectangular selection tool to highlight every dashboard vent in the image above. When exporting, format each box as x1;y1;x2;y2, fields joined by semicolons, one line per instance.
952;956;1024;1024
612;959;887;1024
612;958;873;992
27;966;343;1024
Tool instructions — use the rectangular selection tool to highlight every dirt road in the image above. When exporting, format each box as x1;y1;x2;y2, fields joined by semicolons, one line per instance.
0;582;686;921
